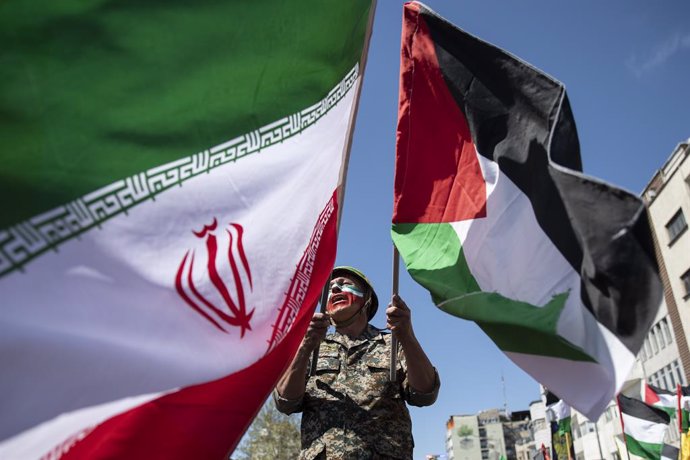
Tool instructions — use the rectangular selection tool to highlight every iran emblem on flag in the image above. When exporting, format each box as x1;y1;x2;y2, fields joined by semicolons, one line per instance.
176;219;255;336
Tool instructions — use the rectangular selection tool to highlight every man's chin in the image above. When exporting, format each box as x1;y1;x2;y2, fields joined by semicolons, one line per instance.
327;306;353;320
327;304;349;313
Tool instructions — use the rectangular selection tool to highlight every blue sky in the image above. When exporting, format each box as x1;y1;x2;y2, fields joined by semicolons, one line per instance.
336;1;690;457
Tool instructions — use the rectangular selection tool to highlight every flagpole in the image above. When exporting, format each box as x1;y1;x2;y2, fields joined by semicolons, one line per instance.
617;397;633;460
678;384;683;435
390;245;400;381
308;0;377;378
594;420;605;460
564;432;573;460
309;281;332;376
333;0;377;232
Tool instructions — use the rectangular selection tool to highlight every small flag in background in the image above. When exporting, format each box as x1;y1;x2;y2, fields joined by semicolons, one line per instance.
619;394;671;460
545;390;574;460
683;432;690;460
540;443;552;460
680;385;690;433
644;384;677;418
546;392;572;436
391;1;662;420
0;0;374;458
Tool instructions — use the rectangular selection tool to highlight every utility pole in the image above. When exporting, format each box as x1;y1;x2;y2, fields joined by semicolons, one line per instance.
502;372;509;418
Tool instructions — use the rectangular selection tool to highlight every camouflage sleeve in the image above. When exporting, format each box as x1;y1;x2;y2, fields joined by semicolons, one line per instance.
405;366;440;407
272;388;304;415
398;349;440;407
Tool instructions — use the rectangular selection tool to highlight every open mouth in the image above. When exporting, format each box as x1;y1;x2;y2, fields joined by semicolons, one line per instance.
330;293;348;306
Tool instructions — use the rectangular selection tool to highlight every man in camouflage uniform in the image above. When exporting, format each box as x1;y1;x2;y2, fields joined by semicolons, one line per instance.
274;266;439;459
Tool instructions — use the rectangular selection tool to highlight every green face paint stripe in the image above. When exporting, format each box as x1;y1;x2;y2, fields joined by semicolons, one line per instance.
340;285;364;297
327;283;364;299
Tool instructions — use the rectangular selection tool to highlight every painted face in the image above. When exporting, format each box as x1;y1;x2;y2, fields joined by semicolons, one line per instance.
326;276;365;316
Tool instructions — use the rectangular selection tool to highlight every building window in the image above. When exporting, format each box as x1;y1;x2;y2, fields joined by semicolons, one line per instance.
658;371;666;389
666;209;688;245
645;339;652;359
682;268;690;300
668;365;677;388
664;367;673;390
611;406;619;420
651;328;659;354
675;360;686;386
662;318;673;345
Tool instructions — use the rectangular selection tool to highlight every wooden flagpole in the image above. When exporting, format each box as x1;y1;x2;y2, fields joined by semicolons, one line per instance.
390;245;400;381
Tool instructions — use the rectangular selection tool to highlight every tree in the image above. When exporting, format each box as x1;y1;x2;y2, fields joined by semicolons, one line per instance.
233;398;301;460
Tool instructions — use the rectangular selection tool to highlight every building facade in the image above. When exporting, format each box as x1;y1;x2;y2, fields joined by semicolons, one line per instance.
538;139;690;459
446;410;508;460
643;138;690;380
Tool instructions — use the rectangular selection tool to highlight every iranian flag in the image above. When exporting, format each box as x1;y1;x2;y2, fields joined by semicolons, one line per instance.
644;384;677;418
391;1;662;420
0;1;374;458
619;394;671;460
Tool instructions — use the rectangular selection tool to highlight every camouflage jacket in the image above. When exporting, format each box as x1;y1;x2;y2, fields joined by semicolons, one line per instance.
274;324;439;460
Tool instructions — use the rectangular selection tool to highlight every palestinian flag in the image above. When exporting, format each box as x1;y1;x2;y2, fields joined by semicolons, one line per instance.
545;391;572;436
391;1;662;420
679;386;690;433
545;391;574;460
661;443;679;460
619;395;671;460
0;1;374;458
644;384;677;418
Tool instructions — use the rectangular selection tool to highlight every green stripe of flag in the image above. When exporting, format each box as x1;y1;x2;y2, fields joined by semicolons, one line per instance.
625;434;664;460
0;0;372;229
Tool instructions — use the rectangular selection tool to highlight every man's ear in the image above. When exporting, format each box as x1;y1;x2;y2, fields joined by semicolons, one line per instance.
363;288;372;314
